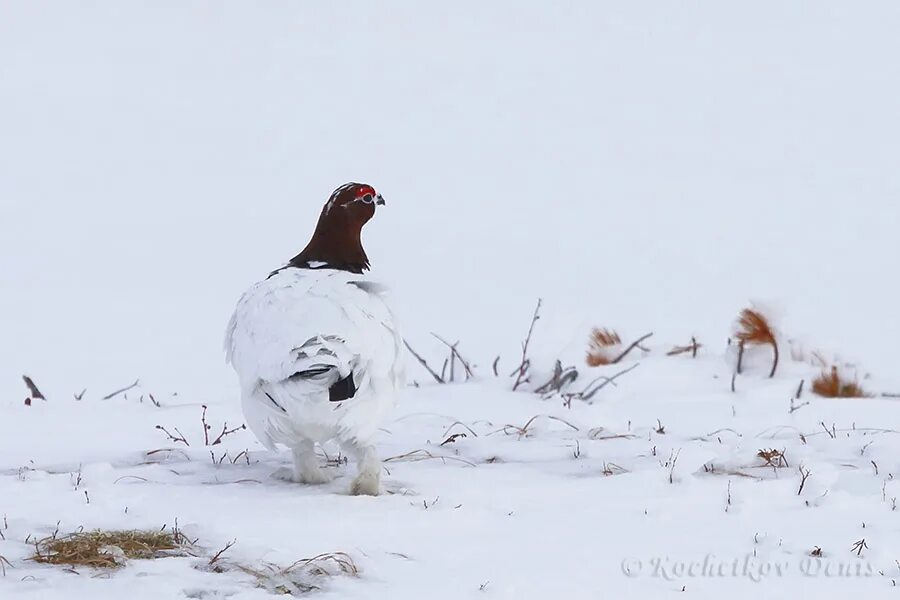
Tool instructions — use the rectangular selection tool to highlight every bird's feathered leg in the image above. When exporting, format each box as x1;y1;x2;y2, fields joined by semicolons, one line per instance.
274;439;334;484
342;438;381;496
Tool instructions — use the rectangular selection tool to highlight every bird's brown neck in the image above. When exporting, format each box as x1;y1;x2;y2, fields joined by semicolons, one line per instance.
284;207;370;274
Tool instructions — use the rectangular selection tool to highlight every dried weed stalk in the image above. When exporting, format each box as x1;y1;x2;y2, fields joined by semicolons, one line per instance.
733;308;779;378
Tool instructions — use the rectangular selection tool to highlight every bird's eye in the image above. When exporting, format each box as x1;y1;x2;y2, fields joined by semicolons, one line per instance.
361;193;374;204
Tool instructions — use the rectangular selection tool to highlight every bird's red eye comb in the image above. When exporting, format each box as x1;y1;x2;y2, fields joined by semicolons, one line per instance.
355;185;376;199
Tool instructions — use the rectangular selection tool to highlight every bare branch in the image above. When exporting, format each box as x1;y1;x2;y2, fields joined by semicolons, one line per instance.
610;333;653;364
22;375;45;401
155;425;190;446
208;539;237;566
102;379;140;400
403;339;445;384
534;360;579;395
797;465;812;495
512;299;542;391
581;363;640;400
431;333;474;380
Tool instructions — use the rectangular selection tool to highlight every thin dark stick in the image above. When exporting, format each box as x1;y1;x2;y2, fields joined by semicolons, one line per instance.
403;339;445;384
492;356;500;377
769;342;780;379
736;340;745;375
208;539;237;565
431;333;474;380
22;376;45;401
581;363;640;400
795;379;805;400
512;299;542;391
102;379;140;400
155;425;190;446
610;333;653;364
797;465;812;495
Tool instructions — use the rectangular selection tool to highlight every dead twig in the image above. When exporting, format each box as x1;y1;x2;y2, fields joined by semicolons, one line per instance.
667;337;702;357
534;360;579;395
155;426;190;447
441;421;479;439
490;414;580;437
102;379;140;401
384;449;476;467
512;299;542;391
439;433;467;446
403;339;445;384
736;340;746;375
23;375;46;403
798;465;812;495
0;554;12;576
208;539;237;566
578;363;640;401
757;448;789;468
610;333;653;364
431;333;474;381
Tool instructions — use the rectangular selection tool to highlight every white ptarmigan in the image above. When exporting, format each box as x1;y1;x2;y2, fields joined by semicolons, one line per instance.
225;183;404;496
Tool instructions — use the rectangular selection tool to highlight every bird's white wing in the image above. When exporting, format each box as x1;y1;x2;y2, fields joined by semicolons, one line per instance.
225;269;403;405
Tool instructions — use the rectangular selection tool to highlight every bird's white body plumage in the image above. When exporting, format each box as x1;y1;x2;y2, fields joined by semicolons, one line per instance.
225;267;404;493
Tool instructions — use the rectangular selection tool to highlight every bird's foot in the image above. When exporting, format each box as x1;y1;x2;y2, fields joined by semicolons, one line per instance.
272;465;334;485
350;469;381;496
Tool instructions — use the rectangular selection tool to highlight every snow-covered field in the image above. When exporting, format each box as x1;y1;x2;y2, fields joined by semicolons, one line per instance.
2;2;899;598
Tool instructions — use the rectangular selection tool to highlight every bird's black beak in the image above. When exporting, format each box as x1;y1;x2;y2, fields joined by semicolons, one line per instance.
375;194;385;206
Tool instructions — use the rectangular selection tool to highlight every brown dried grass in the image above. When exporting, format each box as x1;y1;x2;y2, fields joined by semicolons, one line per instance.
734;308;780;378
32;530;190;568
586;328;621;366
812;367;870;398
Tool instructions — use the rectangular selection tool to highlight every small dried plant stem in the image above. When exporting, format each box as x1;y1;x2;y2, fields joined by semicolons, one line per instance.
610;333;654;365
208;539;237;565
403;339;445;384
512;299;542;392
769;342;779;379
23;375;46;401
797;465;812;495
431;333;474;381
736;340;745;375
155;425;190;446
102;379;140;400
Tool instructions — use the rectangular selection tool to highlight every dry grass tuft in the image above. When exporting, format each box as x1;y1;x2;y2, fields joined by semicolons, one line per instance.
32;529;191;568
734;308;779;378
229;553;359;595
586;328;621;366
756;448;789;468
812;367;870;398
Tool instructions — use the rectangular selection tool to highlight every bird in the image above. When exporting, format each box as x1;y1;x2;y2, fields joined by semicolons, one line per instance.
224;182;404;495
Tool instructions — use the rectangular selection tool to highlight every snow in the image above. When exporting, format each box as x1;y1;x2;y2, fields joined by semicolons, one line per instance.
2;1;900;598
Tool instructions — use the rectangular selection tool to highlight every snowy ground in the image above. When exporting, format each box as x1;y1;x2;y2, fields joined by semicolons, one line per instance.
2;342;899;598
2;2;900;598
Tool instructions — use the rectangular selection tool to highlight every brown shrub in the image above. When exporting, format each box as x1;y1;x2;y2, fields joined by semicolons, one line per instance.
586;328;621;366
734;307;779;378
812;367;870;398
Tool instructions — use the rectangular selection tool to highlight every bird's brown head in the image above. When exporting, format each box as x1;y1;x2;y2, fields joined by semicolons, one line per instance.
284;182;386;275
322;182;386;226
